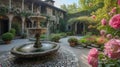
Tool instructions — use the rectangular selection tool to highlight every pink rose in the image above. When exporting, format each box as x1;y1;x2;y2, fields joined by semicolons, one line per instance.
104;39;120;59
88;48;98;67
118;0;120;6
109;14;120;29
106;34;112;39
111;7;116;13
100;30;106;36
101;18;107;25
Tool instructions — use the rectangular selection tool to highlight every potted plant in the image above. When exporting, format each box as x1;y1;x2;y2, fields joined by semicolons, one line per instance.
68;37;78;47
2;32;14;44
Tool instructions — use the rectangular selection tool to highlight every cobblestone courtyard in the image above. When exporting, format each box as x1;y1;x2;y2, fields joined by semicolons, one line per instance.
0;36;91;67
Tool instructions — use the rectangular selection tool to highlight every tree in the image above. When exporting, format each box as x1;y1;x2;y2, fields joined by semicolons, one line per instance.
60;3;79;13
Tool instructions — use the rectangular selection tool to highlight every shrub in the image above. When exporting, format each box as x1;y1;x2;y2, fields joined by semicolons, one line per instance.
66;32;74;36
68;37;78;43
79;38;88;44
21;33;27;39
51;35;61;42
2;32;14;41
12;23;21;35
9;28;16;36
59;33;67;37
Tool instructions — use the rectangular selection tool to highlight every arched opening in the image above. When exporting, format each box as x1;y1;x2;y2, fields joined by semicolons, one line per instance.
76;22;84;34
12;16;22;36
0;15;9;35
25;18;32;28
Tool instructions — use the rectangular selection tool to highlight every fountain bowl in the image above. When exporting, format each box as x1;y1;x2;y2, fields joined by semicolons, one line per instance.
11;41;60;58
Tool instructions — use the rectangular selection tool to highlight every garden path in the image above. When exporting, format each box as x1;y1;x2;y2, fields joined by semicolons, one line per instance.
0;36;91;67
59;36;91;67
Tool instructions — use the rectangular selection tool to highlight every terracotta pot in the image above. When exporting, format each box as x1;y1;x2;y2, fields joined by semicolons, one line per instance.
5;40;11;44
69;42;76;47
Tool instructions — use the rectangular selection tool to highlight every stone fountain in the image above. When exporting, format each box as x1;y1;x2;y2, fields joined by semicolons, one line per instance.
11;13;60;58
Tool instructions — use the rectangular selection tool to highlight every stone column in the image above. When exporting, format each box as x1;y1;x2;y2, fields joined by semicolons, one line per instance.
9;0;12;10
75;22;77;34
46;21;50;40
21;17;25;33
31;3;34;13
22;0;24;11
7;14;14;31
83;24;86;35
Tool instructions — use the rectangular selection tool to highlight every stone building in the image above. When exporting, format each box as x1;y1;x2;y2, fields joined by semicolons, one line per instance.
0;0;66;36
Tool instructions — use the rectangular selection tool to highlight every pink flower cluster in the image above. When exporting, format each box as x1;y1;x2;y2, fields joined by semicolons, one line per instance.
118;0;120;6
101;18;107;26
109;14;120;29
104;39;120;59
88;48;98;67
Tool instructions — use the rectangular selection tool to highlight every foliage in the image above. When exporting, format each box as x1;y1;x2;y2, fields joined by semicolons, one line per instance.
66;32;74;36
79;38;88;44
68;16;94;24
0;6;8;15
92;0;120;36
12;23;21;35
60;3;79;13
2;32;14;41
98;53;120;67
19;10;32;17
9;28;16;36
59;18;66;32
59;33;67;38
68;37;78;43
50;34;61;42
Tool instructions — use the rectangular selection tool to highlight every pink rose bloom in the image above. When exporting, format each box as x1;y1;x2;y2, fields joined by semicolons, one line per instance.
91;15;96;19
101;18;107;25
88;48;98;67
104;39;120;59
109;14;120;29
111;7;116;13
106;34;112;39
100;30;106;36
118;0;120;6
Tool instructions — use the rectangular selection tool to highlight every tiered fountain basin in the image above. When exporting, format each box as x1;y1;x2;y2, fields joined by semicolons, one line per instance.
11;41;60;58
27;28;47;38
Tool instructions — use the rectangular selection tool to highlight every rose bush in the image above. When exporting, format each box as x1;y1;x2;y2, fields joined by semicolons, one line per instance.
109;14;120;29
88;48;98;67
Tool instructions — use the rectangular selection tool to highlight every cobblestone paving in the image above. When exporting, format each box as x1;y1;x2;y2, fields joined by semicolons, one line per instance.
0;36;91;67
0;48;79;67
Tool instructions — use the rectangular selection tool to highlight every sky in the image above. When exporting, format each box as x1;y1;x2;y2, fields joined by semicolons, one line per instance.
54;0;78;8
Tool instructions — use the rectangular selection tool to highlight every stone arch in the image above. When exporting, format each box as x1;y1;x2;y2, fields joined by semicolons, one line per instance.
0;15;9;35
12;16;22;35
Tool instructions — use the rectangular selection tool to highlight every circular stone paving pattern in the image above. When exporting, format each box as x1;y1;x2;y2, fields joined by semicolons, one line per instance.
0;48;79;67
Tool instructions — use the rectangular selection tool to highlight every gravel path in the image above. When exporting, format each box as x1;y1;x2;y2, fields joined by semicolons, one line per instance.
0;36;91;67
59;36;91;67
